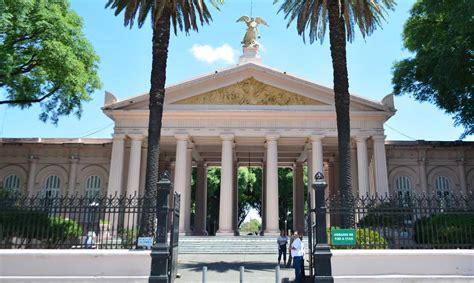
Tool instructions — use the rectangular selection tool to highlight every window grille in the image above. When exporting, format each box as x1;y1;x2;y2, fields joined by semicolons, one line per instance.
43;175;61;197
4;175;20;193
85;175;102;198
435;175;451;197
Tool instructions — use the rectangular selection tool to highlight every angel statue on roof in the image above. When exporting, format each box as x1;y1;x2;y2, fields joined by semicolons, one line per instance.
236;16;268;49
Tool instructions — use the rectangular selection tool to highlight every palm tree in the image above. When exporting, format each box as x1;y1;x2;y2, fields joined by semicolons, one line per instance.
278;0;395;227
106;0;223;236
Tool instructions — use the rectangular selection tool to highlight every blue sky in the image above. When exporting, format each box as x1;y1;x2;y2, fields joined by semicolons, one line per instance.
0;0;471;141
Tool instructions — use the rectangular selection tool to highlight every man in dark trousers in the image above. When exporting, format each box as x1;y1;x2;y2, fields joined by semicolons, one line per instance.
277;230;288;266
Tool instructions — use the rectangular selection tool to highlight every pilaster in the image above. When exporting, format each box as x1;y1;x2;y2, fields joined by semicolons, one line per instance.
372;135;389;196
126;134;144;196
27;155;38;195
68;155;79;195
355;136;370;197
107;134;126;195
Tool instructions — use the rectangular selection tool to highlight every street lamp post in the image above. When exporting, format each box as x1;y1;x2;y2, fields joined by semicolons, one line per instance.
150;171;172;283
312;172;333;282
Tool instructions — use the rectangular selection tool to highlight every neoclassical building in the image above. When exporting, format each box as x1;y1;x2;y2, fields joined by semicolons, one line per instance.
1;49;473;235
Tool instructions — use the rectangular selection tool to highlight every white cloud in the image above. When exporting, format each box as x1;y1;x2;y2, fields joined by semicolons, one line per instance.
190;44;237;64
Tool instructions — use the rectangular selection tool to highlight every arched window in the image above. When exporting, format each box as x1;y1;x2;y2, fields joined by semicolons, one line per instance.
4;175;21;193
85;175;102;198
43;175;61;197
395;175;412;198
435;175;451;197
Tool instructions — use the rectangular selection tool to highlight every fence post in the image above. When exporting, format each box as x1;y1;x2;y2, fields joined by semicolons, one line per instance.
150;171;172;283
275;265;281;283
202;266;207;283
312;172;333;282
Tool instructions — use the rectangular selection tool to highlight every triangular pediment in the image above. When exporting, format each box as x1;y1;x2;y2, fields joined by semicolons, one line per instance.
172;77;327;106
103;63;395;117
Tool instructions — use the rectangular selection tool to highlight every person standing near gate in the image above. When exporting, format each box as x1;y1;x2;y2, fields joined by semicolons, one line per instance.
277;230;288;266
291;230;304;283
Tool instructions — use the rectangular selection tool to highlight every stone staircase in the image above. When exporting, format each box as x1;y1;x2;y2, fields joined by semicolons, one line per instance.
178;236;309;254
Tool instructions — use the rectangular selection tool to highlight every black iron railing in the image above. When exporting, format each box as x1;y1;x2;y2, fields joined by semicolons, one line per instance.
0;192;158;249
322;192;474;249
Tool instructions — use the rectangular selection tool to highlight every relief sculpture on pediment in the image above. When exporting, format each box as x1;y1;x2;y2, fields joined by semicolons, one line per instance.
174;77;326;105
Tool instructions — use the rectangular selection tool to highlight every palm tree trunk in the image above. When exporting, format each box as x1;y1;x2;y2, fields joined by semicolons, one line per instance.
328;1;354;228
140;8;171;237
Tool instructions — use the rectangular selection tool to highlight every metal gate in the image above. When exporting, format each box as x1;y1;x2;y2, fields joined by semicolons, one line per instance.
168;192;180;282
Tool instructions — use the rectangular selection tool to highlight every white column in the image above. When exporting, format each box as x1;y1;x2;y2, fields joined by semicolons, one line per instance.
173;134;188;234
107;134;126;195
217;134;234;235
184;144;193;234
372;135;389;196
355;136;370;197
126;134;143;196
67;156;79;195
307;149;313;192
265;134;279;235
311;135;324;177
27;156;38;195
310;135;324;213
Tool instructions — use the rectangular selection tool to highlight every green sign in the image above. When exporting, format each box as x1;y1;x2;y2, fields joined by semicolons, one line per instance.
331;229;356;245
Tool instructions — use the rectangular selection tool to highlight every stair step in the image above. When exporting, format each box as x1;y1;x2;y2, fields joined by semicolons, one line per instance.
178;236;309;254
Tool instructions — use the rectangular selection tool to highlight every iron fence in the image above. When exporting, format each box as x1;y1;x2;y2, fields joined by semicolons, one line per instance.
0;192;159;249
322;192;474;249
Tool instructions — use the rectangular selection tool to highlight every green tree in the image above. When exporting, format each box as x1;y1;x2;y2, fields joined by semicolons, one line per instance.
237;167;261;227
0;0;101;123
239;218;261;234
392;0;474;138
278;167;293;230
278;0;395;227
106;0;223;236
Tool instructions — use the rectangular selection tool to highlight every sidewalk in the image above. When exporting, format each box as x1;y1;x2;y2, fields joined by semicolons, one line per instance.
176;254;311;283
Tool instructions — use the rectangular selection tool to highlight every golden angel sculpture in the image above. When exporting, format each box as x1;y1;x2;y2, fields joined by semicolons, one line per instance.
236;16;268;48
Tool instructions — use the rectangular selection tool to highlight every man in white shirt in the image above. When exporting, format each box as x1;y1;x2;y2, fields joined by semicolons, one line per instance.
291;231;304;283
277;230;288;266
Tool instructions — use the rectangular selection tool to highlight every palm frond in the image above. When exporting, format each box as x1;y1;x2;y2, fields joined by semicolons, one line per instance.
106;0;222;33
277;0;396;44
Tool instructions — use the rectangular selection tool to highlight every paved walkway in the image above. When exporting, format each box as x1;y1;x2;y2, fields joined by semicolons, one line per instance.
176;254;311;283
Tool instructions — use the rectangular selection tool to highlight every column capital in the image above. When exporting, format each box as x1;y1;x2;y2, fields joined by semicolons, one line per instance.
372;135;387;142
28;155;38;162
220;134;234;141
309;135;325;142
265;134;280;141
128;133;144;141
354;136;369;143
69;155;79;163
112;133;126;141
175;134;190;141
